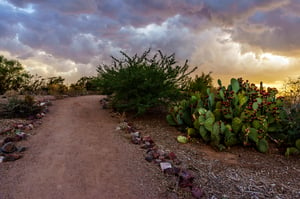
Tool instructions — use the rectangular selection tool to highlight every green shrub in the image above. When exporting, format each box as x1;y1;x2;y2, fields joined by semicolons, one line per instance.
96;49;196;115
282;107;300;156
186;72;213;95
0;55;31;94
2;95;42;118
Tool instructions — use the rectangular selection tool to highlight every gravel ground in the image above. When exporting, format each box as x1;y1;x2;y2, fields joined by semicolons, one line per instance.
128;113;300;199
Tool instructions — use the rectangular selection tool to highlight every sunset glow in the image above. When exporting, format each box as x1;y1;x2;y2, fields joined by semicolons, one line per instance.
260;53;290;67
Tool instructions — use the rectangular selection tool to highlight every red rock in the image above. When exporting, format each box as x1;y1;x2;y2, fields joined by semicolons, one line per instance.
191;186;204;199
168;152;177;160
179;170;194;188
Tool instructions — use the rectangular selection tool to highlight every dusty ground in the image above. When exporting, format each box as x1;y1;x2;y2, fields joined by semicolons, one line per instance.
131;113;300;198
0;96;165;199
0;95;299;199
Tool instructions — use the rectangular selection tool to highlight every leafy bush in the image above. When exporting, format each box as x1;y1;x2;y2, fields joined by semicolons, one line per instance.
186;72;213;94
68;76;102;96
0;55;31;94
167;78;288;153
2;95;42;118
96;49;196;115
281;107;300;156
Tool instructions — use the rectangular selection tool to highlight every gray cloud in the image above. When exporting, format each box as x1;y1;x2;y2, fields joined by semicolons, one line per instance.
0;0;299;85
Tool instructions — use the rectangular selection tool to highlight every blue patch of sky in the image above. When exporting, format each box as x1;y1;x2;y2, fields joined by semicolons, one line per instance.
249;12;266;23
0;0;34;14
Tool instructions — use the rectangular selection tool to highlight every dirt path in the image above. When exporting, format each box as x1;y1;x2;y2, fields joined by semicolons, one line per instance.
0;96;163;199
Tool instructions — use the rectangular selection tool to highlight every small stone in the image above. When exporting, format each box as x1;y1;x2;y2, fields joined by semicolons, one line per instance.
164;167;181;175
40;102;46;106
3;137;15;143
191;186;204;199
17;124;24;129
131;137;141;145
17;146;27;152
152;151;160;159
179;170;194;188
24;126;31;131
168;152;177;160
16;132;27;139
3;154;22;162
164;168;175;175
1;142;17;153
3;136;21;143
142;136;154;143
160;162;172;171
131;132;140;138
28;124;34;129
127;126;136;133
140;141;154;149
145;154;154;162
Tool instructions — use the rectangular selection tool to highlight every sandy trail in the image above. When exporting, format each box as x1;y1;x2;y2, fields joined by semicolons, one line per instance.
0;96;162;199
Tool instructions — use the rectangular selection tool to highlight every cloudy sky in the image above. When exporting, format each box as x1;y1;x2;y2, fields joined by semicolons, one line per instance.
0;0;299;87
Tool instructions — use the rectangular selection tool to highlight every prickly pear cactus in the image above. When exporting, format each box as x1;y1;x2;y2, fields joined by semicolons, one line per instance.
257;138;269;153
167;77;288;153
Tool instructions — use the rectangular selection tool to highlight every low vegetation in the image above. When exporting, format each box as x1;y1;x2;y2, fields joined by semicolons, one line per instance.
95;49;196;115
0;95;43;118
0;52;299;155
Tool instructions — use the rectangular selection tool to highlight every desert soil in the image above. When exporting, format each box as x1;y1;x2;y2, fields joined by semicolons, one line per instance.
0;95;299;199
